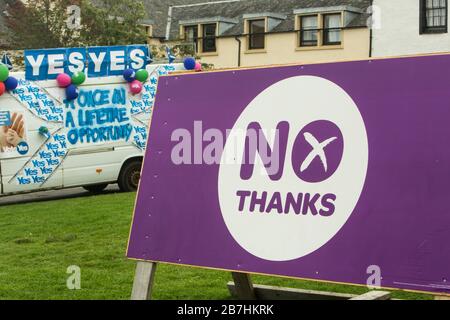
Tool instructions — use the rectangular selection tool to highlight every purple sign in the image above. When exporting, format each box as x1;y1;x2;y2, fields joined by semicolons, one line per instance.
128;54;450;295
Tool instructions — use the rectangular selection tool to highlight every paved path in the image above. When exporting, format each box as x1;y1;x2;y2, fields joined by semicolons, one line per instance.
0;184;121;206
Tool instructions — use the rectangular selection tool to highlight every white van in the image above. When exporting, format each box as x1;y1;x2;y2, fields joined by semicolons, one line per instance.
0;61;184;196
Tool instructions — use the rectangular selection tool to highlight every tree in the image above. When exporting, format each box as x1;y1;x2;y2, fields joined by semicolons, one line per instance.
3;0;147;49
4;0;81;49
80;0;147;46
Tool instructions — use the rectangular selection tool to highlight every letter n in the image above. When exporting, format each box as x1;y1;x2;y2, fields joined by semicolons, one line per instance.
240;121;289;181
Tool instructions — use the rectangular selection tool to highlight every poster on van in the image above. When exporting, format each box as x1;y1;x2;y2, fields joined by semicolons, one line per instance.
64;85;133;148
0;110;29;156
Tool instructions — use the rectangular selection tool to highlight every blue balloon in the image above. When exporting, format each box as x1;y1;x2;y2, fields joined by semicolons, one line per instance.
123;69;136;82
66;84;78;101
4;76;18;91
183;57;196;70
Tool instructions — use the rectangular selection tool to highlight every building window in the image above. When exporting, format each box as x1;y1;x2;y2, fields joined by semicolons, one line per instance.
202;23;217;53
299;13;342;48
184;25;199;52
144;25;152;37
248;19;266;50
300;15;319;46
421;0;448;34
323;13;342;45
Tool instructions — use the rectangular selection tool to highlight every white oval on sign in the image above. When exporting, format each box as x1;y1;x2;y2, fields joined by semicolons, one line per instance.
218;76;368;261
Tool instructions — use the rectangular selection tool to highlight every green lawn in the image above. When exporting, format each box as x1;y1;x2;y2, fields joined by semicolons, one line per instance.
0;192;433;300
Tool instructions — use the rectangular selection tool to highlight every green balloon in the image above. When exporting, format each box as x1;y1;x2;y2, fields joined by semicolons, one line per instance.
135;69;149;82
71;71;86;86
0;64;9;82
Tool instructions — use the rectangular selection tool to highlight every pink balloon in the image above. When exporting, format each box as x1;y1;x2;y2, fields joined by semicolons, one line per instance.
130;80;143;94
56;73;72;88
195;62;202;72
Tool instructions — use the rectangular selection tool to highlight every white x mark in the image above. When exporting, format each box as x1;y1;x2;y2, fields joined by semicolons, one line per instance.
300;132;337;173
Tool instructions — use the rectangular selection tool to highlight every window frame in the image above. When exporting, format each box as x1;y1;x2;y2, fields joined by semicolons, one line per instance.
201;23;218;53
247;18;267;50
184;25;199;53
297;12;343;49
299;14;319;47
143;25;153;37
322;13;342;46
420;0;448;34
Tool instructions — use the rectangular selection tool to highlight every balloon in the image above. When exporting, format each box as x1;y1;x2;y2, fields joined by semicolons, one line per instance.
71;71;86;86
123;69;136;82
0;82;5;96
195;62;202;72
39;126;50;138
0;64;9;82
183;57;196;70
56;73;72;88
129;80;143;94
135;69;149;82
4;76;18;91
66;84;79;101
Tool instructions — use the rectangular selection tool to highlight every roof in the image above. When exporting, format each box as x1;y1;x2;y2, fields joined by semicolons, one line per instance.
143;0;371;40
142;0;223;39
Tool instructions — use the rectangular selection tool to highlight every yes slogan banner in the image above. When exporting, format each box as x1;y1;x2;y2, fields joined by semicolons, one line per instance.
25;45;149;81
64;85;132;147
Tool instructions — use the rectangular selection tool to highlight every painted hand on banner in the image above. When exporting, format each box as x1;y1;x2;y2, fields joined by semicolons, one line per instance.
0;112;25;152
6;129;23;147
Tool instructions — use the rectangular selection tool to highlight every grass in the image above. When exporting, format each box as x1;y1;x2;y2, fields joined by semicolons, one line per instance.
0;192;433;300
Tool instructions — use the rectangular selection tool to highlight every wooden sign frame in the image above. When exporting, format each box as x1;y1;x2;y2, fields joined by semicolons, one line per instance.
130;261;395;300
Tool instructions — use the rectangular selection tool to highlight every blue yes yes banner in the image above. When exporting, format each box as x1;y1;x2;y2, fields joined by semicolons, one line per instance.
25;45;149;81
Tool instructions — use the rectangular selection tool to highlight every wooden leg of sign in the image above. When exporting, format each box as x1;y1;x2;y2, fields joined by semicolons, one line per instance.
350;291;391;300
228;282;392;300
231;272;257;300
228;282;356;300
131;261;157;300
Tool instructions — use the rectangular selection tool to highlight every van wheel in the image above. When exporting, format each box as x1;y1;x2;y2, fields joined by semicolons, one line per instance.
118;160;142;192
83;184;108;194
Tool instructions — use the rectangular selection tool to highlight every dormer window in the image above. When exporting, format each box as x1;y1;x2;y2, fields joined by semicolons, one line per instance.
248;19;266;50
300;15;318;46
323;13;342;45
202;23;217;53
140;19;154;38
420;0;448;34
144;25;152;37
182;23;217;54
180;17;236;55
184;25;199;52
243;13;286;52
298;12;342;48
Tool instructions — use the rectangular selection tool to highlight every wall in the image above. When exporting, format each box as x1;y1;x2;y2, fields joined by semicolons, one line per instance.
372;0;450;57
196;28;370;69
